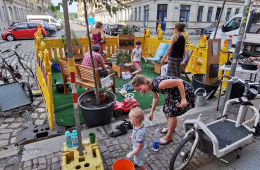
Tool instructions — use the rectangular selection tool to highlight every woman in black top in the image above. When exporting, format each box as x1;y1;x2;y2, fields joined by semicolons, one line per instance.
161;23;186;78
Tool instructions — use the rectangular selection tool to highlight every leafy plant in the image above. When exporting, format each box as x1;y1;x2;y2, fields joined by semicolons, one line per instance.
115;50;131;66
98;86;108;94
71;29;79;45
120;25;134;35
50;57;59;63
61;35;66;46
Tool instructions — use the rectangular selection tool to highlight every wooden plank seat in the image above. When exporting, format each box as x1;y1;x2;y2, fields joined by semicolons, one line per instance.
58;60;116;95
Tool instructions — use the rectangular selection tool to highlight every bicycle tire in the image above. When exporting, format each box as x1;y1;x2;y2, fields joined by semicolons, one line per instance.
169;134;196;170
19;59;35;78
0;66;16;84
21;82;33;103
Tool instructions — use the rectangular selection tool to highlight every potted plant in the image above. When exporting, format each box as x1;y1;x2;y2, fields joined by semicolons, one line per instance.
50;57;61;72
95;86;108;102
63;30;83;60
112;50;132;77
118;25;135;50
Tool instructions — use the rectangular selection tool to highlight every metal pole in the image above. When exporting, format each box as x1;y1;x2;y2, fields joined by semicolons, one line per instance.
222;0;252;110
62;0;84;156
83;0;100;104
213;0;227;39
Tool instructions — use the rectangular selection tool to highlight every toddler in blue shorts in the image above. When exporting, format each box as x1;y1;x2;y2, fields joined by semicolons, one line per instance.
129;107;147;170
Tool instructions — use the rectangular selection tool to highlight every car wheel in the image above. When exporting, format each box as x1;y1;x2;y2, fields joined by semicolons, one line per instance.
45;31;51;37
114;110;123;117
6;34;14;41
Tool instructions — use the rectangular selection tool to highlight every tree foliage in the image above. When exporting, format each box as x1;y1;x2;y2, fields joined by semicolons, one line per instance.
49;0;129;15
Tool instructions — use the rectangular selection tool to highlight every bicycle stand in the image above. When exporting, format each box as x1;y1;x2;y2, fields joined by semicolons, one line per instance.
0;82;33;123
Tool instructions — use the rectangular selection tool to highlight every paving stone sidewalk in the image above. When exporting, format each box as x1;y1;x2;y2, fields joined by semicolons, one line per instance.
1;104;258;170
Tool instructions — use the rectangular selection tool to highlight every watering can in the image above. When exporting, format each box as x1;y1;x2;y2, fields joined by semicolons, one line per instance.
194;88;213;107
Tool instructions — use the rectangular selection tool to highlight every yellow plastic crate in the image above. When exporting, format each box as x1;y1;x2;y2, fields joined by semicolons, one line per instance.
62;138;104;170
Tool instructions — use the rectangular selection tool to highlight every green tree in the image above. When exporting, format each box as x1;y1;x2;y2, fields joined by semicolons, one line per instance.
69;12;77;20
55;11;64;20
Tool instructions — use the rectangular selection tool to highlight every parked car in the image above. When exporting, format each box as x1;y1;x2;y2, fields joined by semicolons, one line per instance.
27;15;62;30
102;23;108;32
105;24;123;35
89;23;95;29
9;21;26;29
30;20;56;37
1;22;46;41
204;21;225;39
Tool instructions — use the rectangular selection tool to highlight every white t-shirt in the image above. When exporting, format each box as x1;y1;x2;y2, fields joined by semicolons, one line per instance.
132;48;142;61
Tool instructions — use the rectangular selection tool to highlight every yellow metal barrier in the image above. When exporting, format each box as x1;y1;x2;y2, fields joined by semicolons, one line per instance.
34;28;54;131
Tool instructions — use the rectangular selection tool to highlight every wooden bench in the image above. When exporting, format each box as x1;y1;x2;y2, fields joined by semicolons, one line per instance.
58;60;116;95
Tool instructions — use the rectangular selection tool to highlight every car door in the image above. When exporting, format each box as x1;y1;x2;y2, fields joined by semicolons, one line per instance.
28;24;38;37
12;24;29;39
222;17;242;39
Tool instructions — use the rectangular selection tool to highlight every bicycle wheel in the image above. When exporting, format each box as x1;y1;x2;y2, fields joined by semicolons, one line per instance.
169;134;197;170
0;66;16;85
21;82;33;103
19;59;35;78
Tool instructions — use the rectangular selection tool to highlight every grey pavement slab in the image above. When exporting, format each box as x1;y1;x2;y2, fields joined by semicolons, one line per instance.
0;147;19;159
198;139;260;170
21;126;107;162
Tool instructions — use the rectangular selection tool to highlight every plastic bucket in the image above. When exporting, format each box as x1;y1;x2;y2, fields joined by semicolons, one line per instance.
192;74;220;99
112;159;134;170
78;91;116;127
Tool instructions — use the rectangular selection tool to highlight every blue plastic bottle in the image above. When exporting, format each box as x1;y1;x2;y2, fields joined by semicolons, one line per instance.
65;131;72;149
71;130;78;148
152;129;160;151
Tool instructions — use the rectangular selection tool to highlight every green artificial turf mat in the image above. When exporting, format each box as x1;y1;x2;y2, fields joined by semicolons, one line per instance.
52;59;191;127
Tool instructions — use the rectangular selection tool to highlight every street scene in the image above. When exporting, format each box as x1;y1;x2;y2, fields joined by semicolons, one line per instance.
0;0;260;170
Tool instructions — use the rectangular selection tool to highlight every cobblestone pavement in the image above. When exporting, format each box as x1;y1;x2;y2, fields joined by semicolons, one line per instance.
0;23;259;170
0;40;49;150
1;105;257;170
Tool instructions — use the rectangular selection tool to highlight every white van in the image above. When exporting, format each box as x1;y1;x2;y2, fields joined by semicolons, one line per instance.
209;14;243;47
27;15;62;30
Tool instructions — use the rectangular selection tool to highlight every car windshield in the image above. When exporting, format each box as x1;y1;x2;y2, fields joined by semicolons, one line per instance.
207;22;225;28
114;25;123;28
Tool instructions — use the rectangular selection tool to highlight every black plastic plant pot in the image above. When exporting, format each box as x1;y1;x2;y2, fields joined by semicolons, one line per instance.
192;74;220;99
78;91;116;128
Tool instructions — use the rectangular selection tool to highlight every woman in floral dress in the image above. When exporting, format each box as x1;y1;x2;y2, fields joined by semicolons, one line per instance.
131;75;195;144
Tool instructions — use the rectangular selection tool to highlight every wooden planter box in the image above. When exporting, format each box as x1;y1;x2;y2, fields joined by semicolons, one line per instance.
118;34;135;51
154;63;161;75
112;63;131;78
64;44;83;60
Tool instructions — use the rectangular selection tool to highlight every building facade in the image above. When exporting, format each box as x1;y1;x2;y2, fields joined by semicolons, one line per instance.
0;0;52;31
77;0;95;22
94;0;247;34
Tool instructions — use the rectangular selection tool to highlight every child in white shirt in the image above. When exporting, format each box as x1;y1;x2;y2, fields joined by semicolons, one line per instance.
131;40;147;79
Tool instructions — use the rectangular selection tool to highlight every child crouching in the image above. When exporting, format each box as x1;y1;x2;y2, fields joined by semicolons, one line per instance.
129;107;147;170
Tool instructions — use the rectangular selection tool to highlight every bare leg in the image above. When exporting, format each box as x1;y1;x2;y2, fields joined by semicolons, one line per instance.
161;117;177;143
163;113;169;132
139;163;146;170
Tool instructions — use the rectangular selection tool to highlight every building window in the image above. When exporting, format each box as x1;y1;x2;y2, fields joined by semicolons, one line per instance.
139;7;141;20
180;5;190;23
226;8;231;21
144;5;149;27
0;8;3;22
135;8;137;20
207;7;213;21
215;7;221;21
197;6;203;21
131;8;133;20
235;8;239;15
